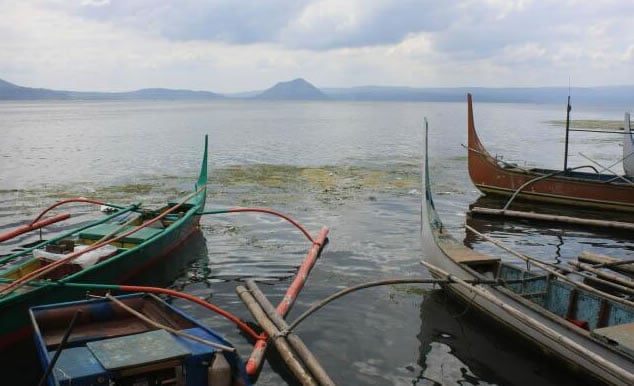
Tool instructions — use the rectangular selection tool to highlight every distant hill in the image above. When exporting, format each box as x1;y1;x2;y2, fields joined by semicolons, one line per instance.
1;77;633;105
0;78;222;100
255;78;328;100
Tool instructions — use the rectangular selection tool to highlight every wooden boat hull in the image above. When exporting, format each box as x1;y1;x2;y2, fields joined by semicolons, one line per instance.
422;121;634;385
467;94;634;212
0;136;209;352
30;293;250;386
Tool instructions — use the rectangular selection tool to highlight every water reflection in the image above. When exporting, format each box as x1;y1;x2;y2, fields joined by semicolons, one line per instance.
416;290;596;386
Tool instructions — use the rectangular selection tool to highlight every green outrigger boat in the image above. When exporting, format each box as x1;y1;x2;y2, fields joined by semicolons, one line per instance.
0;136;209;352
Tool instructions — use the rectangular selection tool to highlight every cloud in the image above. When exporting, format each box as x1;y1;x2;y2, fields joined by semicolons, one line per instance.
1;0;634;91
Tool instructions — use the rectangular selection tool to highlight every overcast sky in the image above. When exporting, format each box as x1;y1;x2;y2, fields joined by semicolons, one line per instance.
2;0;633;93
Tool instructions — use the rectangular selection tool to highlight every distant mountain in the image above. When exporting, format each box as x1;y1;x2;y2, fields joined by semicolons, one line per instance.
1;77;633;105
255;78;328;100
0;78;222;100
0;78;69;99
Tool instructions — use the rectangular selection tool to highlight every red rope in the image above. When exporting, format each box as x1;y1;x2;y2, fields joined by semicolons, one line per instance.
206;207;318;244
115;284;262;340
29;198;106;225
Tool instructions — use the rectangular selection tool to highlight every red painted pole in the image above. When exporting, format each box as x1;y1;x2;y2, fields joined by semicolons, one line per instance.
245;226;329;377
0;212;71;243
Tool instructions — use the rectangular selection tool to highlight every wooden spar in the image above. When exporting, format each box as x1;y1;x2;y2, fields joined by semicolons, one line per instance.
566;261;634;293
0;187;204;297
245;279;336;386
0;213;71;243
236;285;318;386
469;207;634;231
421;260;634;384
104;294;235;352
579;252;634;277
465;224;634;308
245;226;329;377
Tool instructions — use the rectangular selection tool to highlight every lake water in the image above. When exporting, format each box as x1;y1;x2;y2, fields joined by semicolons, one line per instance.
1;99;633;385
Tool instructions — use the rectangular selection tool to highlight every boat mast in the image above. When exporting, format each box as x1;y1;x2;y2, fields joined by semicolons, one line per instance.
563;91;572;172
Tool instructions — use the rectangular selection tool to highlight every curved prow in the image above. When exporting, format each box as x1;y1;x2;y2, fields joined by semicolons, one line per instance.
421;118;442;236
196;134;209;191
467;93;489;156
624;113;634;177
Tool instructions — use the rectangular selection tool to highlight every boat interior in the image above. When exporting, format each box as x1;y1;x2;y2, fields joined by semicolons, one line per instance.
457;256;634;360
0;203;193;283
32;295;196;351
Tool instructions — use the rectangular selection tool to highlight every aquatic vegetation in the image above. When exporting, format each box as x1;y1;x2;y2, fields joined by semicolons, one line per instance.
547;119;624;131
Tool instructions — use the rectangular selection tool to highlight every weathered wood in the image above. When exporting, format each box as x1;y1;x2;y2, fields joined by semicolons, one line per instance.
469;207;634;231
566;261;634;294
421;260;634;384
579;252;634;277
236;285;317;386
465;224;634;308
245;279;336;386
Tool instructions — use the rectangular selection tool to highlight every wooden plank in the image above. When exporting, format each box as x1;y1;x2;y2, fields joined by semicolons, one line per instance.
579;252;634;277
592;323;634;358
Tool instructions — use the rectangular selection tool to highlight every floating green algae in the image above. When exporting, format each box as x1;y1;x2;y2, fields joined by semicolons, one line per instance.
547;119;624;131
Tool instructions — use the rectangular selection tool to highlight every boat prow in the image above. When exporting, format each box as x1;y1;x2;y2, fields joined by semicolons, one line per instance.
466;93;634;212
422;119;634;385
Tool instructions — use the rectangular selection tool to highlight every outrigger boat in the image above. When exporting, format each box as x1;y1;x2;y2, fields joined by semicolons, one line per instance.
422;120;634;385
0;136;209;352
624;112;634;178
466;93;634;212
30;292;250;386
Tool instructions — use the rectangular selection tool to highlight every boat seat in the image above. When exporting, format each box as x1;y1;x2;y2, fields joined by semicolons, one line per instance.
441;243;501;265
78;224;163;248
592;322;634;358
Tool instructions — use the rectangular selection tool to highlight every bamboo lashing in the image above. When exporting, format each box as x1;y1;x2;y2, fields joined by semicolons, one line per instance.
245;226;329;377
236;285;318;386
244;279;336;386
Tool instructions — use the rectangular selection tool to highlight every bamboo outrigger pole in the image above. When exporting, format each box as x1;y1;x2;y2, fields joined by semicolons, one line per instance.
244;227;329;377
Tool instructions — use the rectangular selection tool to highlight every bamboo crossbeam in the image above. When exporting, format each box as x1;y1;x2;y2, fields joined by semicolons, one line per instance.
566;261;634;294
465;224;634;308
469;207;634;231
579;252;634;277
236;285;317;386
245;279;336;386
245;226;329;377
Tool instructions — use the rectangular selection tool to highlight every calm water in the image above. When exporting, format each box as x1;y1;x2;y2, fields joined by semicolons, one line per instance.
1;99;633;385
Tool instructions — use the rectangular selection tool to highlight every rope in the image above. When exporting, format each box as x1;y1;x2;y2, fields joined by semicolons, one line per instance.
199;207;317;244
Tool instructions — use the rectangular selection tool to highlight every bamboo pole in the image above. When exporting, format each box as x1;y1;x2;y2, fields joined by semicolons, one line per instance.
245;226;329;377
0;187;203;297
236;285;318;386
0;213;71;243
105;294;235;352
245;279;336;386
469;207;634;231
579;252;634;277
566;261;634;293
465;224;634;308
421;260;634;385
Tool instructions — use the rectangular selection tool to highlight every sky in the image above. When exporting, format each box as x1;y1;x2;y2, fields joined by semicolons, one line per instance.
1;0;634;93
